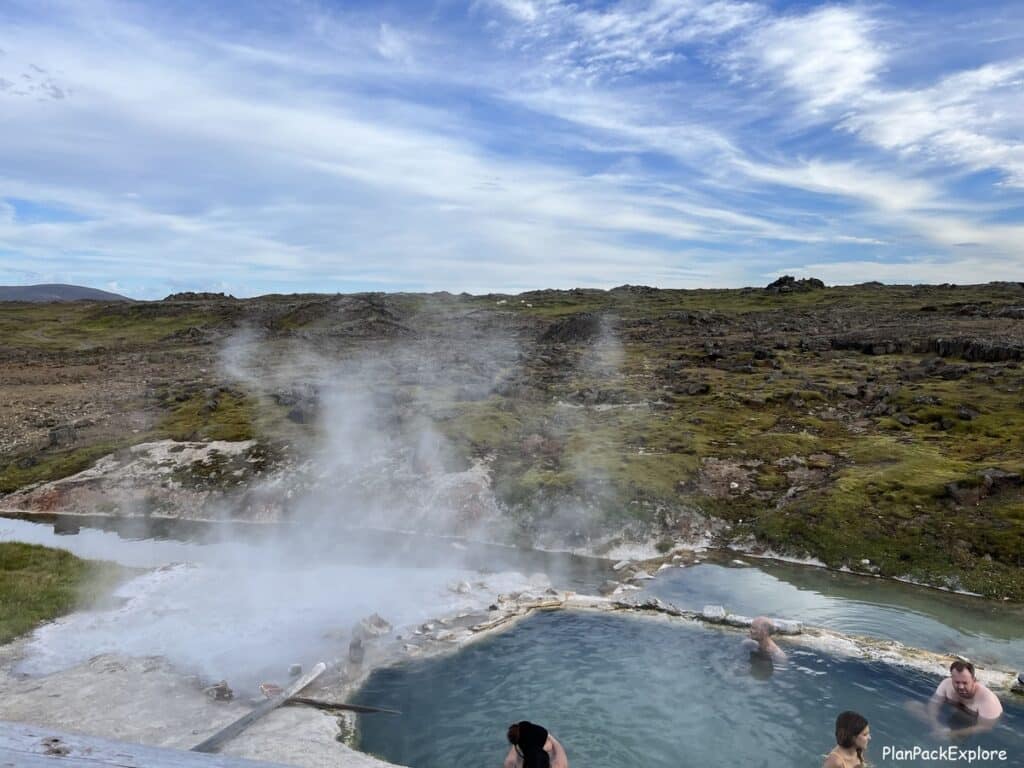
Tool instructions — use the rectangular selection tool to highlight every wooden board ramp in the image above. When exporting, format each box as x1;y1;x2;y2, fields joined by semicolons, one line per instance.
0;720;296;767
286;697;400;715
192;662;326;754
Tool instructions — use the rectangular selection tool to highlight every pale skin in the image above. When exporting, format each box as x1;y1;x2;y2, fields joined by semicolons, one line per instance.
503;735;568;768
928;669;1002;737
822;724;870;768
745;616;787;662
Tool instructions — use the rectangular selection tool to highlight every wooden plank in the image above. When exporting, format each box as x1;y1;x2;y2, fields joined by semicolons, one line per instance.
191;662;326;754
0;720;295;767
286;697;400;715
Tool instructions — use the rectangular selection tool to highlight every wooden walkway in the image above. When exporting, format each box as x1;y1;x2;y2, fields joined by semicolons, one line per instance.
0;720;298;768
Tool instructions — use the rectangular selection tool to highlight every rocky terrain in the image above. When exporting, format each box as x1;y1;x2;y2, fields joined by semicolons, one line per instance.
1;280;1022;598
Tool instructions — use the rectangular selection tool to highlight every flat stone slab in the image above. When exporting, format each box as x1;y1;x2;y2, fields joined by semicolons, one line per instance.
0;719;295;767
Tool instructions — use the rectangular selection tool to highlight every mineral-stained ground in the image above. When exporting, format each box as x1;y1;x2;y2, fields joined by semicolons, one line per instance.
1;280;1022;598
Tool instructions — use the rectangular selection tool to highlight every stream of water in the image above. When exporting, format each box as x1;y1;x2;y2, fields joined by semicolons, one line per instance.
645;559;1024;670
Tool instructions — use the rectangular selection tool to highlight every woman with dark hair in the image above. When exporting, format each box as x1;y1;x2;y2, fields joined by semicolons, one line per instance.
503;721;568;768
823;711;870;768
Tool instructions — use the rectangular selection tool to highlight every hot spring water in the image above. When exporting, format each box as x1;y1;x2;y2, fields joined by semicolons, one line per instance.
353;611;1024;768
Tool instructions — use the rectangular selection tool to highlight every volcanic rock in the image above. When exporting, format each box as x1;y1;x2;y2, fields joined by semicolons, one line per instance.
765;275;825;293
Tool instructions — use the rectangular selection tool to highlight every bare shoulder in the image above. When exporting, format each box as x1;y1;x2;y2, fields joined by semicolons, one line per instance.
933;677;951;697
822;749;841;768
547;735;568;768
979;685;1004;718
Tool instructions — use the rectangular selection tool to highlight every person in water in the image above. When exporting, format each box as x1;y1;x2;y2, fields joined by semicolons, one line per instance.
503;721;568;768
907;659;1003;738
823;710;870;768
743;616;787;662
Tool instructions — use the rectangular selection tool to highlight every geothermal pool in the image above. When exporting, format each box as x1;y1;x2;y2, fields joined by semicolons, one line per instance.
353;611;1024;768
3;515;1024;768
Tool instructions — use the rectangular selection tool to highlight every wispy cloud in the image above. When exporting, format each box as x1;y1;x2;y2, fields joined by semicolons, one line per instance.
0;0;1021;297
484;0;762;81
734;6;884;112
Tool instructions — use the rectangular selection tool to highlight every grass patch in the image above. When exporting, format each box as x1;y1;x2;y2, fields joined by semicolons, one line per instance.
158;390;257;442
0;441;125;494
0;301;220;350
0;542;130;644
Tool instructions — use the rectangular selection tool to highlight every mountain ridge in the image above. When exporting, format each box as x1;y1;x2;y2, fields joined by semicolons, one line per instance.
0;284;134;303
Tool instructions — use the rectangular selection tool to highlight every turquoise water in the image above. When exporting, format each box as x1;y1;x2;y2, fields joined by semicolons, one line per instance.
644;562;1024;669
353;611;1024;768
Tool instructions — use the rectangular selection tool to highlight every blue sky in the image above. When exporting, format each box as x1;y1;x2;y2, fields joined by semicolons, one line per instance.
0;0;1022;298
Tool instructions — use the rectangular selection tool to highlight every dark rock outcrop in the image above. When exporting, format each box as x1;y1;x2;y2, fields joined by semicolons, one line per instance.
765;275;826;293
540;313;604;343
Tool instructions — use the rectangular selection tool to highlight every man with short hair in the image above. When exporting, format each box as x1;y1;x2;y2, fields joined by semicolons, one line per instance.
921;660;1003;738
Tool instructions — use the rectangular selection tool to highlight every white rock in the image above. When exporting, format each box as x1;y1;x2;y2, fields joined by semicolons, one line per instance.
702;605;727;620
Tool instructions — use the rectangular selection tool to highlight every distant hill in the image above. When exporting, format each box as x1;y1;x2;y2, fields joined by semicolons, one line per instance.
0;284;134;302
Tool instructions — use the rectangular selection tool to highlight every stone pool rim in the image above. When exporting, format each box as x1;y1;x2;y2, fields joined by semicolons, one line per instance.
337;588;1024;766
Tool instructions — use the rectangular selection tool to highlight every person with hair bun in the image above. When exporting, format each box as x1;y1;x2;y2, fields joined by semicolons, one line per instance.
823;711;870;768
503;721;568;768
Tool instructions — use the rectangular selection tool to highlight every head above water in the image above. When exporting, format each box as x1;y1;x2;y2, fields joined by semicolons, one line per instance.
835;711;870;758
749;616;774;641
950;660;977;697
508;721;548;749
507;722;550;768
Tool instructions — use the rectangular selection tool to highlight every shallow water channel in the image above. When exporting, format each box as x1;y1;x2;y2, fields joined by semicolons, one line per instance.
353;611;1024;768
645;559;1024;669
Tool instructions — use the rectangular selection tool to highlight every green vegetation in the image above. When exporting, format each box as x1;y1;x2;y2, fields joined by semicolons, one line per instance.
0;301;222;350
0;542;129;644
158;389;257;442
0;441;125;494
3;283;1023;598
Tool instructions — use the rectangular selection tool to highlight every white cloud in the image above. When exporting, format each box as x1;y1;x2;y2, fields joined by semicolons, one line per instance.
485;0;763;81
0;0;1021;295
731;6;1024;187
376;22;412;62
485;0;539;23
736;6;884;111
842;59;1024;185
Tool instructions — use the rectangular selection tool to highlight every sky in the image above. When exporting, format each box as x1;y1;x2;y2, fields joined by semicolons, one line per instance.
0;0;1023;299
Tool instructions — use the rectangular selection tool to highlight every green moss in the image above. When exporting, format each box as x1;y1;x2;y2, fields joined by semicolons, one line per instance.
0;301;218;350
0;542;131;644
158;390;256;442
0;441;125;494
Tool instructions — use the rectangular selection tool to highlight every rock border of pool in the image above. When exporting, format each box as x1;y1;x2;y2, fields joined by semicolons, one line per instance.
1;568;1020;768
333;583;1023;767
